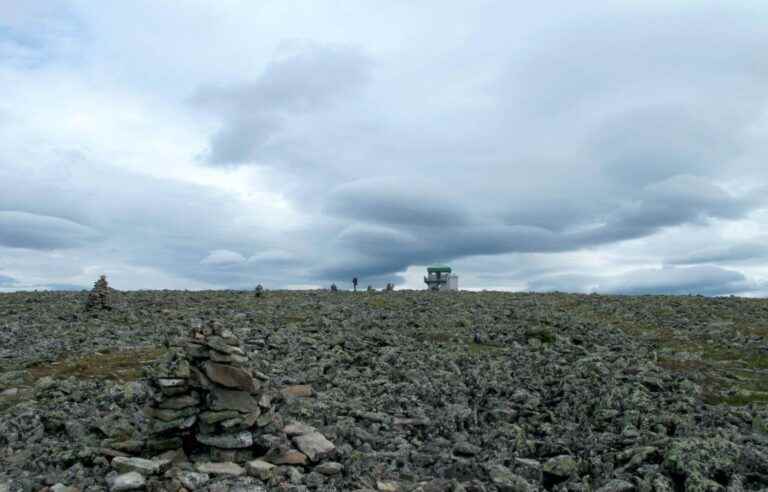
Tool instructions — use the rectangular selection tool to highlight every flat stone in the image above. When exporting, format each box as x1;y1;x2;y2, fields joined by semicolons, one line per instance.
0;388;19;397
112;456;171;475
150;415;196;434
208;387;260;413
189;366;214;390
315;461;343;476
270;449;309;465
293;432;336;462
144;405;198;422
196;431;253;449
195;462;246;477
281;385;314;398
210;351;249;364
158;392;200;410
245;459;276;480
596;480;636;492
175;471;209;491
50;484;79;492
204;361;256;392
109;472;146;492
205;336;245;355
200;410;241;424
157;378;186;388
283;422;316;436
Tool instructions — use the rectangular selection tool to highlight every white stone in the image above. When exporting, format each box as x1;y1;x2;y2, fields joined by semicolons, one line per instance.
283;422;316;436
110;472;146;492
175;471;210;491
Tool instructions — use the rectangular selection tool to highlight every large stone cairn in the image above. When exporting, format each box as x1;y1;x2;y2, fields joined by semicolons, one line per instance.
142;320;337;480
85;275;112;311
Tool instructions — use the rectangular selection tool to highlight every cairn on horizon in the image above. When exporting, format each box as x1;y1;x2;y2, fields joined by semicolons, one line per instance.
85;275;112;311
254;284;264;298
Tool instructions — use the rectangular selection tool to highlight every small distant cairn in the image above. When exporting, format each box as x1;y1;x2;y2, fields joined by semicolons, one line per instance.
142;320;338;473
385;283;395;292
254;284;264;298
330;283;338;292
367;285;374;292
85;275;112;311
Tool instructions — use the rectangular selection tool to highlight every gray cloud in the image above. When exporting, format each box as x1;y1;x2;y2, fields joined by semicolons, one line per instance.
529;265;756;296
666;241;768;266
194;41;372;165
0;211;101;249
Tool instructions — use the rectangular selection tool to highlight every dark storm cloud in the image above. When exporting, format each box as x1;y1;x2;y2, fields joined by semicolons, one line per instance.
0;211;101;250
193;42;372;165
529;265;755;296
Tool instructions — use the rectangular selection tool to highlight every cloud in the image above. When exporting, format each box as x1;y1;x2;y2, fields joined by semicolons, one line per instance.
529;265;756;296
193;41;372;165
200;249;246;266
325;178;469;227
666;241;768;266
0;273;16;286
0;211;101;249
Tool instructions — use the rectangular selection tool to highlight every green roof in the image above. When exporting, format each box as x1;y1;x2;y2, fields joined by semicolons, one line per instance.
427;265;452;273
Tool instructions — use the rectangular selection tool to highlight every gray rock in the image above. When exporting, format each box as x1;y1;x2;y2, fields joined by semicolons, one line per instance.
488;465;535;492
111;456;170;475
596;479;635;492
195;462;246;476
245;459;275;480
196;431;253;449
175;471;209;491
293;431;336;462
207;387;260;413
315;461;343;476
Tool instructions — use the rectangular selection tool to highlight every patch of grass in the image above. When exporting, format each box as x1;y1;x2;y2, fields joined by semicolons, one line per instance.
27;346;167;383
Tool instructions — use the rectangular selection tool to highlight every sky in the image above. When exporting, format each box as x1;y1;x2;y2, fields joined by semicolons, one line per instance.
1;1;768;295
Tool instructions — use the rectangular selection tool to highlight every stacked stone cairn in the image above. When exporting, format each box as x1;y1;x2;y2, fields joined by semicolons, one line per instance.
254;284;264;298
385;282;395;292
136;320;339;487
329;283;338;292
85;275;112;311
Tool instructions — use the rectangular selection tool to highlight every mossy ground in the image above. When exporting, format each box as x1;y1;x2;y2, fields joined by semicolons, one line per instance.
26;346;166;383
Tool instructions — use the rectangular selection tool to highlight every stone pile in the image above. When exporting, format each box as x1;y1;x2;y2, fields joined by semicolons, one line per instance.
85;275;112;311
385;282;395;291
141;320;339;483
330;283;338;292
253;284;264;298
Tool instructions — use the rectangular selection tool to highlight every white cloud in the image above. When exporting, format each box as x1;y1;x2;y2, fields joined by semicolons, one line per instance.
200;249;246;266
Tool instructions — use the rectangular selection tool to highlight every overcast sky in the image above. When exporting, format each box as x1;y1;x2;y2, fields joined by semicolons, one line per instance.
2;1;768;295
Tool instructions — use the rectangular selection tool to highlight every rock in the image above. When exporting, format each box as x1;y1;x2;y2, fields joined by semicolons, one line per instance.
453;441;481;456
196;431;253;449
207;387;260;413
203;362;256;392
281;385;314;398
109;472;146;492
194;462;246;477
293;431;336;462
175;471;209;491
543;455;578;478
158;392;200;410
283;422;316;436
596;479;636;492
488;465;535;492
111;456;170;475
50;485;79;492
377;482;400;492
245;460;275;480
270;449;309;465
315;461;343;476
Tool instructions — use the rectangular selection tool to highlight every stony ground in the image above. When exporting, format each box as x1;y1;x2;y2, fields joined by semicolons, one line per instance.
2;290;768;492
